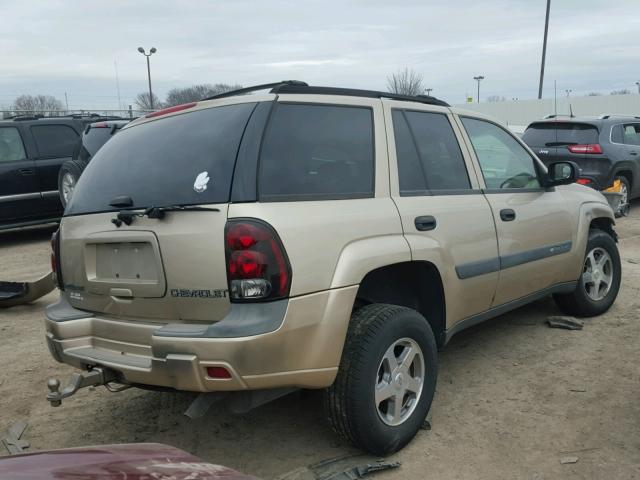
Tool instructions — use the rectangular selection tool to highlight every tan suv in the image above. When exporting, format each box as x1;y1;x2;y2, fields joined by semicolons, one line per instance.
45;81;621;455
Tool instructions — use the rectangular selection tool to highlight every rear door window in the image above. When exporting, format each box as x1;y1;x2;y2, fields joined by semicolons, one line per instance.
31;124;79;158
79;126;115;161
65;103;257;215
259;103;374;201
522;122;599;147
392;109;470;195
623;123;640;146
0;127;26;162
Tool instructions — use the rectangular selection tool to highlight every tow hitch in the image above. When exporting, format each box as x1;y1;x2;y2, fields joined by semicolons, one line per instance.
46;368;127;407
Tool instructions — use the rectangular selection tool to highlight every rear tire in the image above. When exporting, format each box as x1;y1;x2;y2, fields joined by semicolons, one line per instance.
58;160;86;207
323;304;437;455
553;229;621;317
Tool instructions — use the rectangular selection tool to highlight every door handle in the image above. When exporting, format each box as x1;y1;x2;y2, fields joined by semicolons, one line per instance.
630;151;638;156
415;215;437;231
500;209;516;222
18;168;35;176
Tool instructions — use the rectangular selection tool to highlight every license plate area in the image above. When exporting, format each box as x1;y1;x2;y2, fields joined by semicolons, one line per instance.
84;231;166;298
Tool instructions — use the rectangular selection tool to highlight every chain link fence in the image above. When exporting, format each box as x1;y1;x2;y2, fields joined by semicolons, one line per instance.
1;108;153;120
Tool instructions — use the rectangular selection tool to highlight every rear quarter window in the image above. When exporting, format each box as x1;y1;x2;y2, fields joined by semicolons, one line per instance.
258;103;374;201
31;124;79;158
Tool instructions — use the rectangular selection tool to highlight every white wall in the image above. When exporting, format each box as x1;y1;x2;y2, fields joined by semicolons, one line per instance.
455;94;640;127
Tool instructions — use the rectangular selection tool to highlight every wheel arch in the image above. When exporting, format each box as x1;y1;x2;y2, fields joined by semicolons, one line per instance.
355;261;447;347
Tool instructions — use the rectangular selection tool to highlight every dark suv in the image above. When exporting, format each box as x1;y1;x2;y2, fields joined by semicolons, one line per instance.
522;115;640;213
0;115;124;230
59;120;129;207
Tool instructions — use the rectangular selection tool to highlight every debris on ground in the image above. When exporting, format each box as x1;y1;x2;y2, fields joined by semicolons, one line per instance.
2;421;29;454
421;409;433;430
547;316;584;330
277;454;401;480
560;456;579;465
569;388;587;393
0;272;55;309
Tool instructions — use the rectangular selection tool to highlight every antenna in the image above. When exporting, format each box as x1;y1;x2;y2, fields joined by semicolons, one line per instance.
569;104;574;118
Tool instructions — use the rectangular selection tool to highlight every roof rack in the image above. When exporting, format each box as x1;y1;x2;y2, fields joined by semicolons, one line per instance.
203;80;450;107
598;114;640;120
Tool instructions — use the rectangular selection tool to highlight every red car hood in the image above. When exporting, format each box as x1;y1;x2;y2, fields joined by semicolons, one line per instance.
0;443;259;479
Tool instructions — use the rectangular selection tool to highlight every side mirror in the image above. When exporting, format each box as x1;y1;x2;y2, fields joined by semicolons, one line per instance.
546;161;580;186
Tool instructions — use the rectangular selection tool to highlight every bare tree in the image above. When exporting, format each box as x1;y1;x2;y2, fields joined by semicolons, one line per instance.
165;83;242;106
487;95;506;102
386;68;425;96
587;92;602;96
610;89;631;95
11;95;63;114
135;92;162;110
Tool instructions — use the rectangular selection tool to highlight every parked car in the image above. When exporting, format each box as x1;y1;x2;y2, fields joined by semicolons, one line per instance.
522;114;640;214
0;114;124;230
58;119;129;207
45;82;620;455
0;443;258;479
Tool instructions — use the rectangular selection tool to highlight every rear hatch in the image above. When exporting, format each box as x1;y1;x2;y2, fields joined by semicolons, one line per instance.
60;101;259;323
522;121;600;164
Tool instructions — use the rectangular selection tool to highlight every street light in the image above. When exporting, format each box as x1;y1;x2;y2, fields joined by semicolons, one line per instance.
636;81;640;94
137;46;157;110
425;88;433;96
565;89;572;98
473;76;484;103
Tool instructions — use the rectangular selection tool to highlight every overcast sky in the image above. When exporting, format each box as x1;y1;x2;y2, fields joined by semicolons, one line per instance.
1;0;639;110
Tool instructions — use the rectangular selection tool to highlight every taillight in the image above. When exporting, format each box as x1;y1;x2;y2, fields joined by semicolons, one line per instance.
145;102;197;119
51;230;64;290
225;219;291;301
576;178;592;185
568;144;603;154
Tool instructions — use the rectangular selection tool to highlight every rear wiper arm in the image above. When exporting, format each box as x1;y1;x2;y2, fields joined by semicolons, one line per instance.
111;205;220;227
544;141;578;147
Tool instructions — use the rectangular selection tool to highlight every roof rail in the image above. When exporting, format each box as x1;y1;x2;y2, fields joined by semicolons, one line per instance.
202;80;450;107
203;80;308;100
598;114;640;120
272;84;450;107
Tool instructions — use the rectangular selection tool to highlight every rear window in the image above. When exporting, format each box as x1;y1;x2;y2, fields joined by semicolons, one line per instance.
259;103;374;201
65;103;256;215
78;127;115;162
522;122;599;146
31;124;79;158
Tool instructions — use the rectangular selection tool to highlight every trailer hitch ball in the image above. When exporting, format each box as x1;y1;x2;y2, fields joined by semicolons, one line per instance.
47;378;62;407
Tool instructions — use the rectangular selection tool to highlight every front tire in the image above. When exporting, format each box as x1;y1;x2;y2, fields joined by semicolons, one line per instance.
553;229;621;317
323;304;438;455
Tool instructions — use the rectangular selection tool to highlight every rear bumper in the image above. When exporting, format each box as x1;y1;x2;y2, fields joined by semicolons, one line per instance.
45;286;358;392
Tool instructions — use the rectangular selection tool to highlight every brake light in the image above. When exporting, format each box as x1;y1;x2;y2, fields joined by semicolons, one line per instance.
576;178;592;185
206;366;232;379
50;230;64;290
225;220;291;301
145;102;197;119
568;144;603;154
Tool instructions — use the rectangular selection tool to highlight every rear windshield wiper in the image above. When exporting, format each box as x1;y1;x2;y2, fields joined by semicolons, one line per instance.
111;205;220;227
544;141;578;147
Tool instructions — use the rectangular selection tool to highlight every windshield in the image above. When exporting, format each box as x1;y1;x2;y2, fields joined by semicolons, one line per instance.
65;103;257;216
522;122;599;146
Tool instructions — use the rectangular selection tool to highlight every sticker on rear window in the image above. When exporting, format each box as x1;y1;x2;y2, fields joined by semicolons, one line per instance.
193;171;210;193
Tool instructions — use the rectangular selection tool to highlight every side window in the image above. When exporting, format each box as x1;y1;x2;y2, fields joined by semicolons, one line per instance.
611;125;624;144
30;125;79;158
461;117;541;190
0;127;27;162
259;103;374;200
623;124;640;146
393;110;470;195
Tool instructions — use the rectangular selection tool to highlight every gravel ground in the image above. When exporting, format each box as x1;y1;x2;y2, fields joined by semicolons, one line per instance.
0;203;639;479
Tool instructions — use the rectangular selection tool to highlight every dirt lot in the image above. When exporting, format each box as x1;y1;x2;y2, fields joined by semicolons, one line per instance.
1;204;639;479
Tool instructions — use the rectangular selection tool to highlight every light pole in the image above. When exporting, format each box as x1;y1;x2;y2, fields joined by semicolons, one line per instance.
137;47;157;110
425;88;433;96
473;76;484;103
538;0;551;99
636;81;640;94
